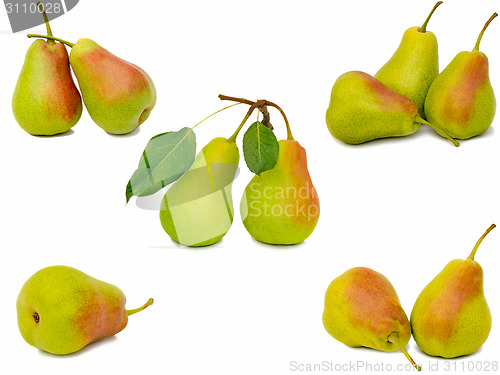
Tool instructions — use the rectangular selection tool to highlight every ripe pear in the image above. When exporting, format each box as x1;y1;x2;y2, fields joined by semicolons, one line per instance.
16;265;153;355
323;267;420;370
375;1;442;118
325;71;459;146
160;137;239;247
240;139;319;245
424;13;497;139
410;224;495;358
12;5;82;135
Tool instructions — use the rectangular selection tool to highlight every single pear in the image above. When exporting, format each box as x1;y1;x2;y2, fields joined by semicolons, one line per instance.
323;267;420;370
17;265;153;355
12;5;82;135
325;71;459;146
424;13;497;139
410;224;495;358
69;38;157;134
375;1;442;118
240;139;319;245
160;137;239;247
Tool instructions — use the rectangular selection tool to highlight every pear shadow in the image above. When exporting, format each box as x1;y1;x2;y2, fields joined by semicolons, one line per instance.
32;129;75;138
249;236;307;250
106;126;141;138
36;336;118;358
149;237;222;251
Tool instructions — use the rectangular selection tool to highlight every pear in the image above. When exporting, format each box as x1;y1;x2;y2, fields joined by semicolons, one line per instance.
410;224;495;358
325;71;459;146
160;137;239;247
424;13;497;140
323;267;420;370
26;33;157;135
16;265;153;355
375;1;442;118
13;4;82;135
240;139;319;245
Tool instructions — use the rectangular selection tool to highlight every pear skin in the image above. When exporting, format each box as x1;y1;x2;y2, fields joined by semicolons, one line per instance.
16;266;153;355
410;224;495;358
160;137;239;247
69;38;157;135
375;2;442;118
326;71;459;146
12;38;82;135
424;13;497;139
323;267;420;370
240;139;319;245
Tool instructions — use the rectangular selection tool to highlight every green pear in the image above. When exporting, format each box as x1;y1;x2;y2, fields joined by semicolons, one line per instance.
410;224;495;358
17;265;153;355
325;71;459;146
26;33;157;135
424;13;497;139
160;137;239;247
375;1;442;118
12;5;82;135
240;139;319;245
323;267;420;370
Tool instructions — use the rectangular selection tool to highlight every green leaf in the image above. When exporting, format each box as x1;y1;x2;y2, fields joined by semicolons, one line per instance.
242;121;279;175
125;127;196;203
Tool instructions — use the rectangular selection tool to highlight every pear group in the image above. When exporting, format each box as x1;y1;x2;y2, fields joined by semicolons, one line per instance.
13;4;156;136
326;3;497;146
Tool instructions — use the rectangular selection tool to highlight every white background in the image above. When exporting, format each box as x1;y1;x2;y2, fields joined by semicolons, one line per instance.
1;0;499;374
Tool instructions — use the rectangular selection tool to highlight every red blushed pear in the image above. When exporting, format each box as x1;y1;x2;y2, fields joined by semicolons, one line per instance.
424;13;497;139
323;267;421;371
411;224;495;358
16;266;153;355
13;3;82;135
27;34;157;135
325;71;459;146
240;124;320;245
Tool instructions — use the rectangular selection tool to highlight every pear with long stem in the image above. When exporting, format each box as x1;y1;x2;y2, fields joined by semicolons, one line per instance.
424;13;497;140
411;224;495;358
13;2;82;135
375;1;443;118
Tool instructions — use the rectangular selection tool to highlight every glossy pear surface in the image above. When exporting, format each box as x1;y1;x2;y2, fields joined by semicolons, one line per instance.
424;51;495;139
12;39;82;135
69;38;156;135
160;137;239;247
326;71;420;144
17;266;130;355
375;26;438;118
323;267;411;352
240;140;319;245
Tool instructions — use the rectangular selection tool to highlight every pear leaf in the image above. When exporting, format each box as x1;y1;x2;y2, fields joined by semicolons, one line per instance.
125;127;196;203
242;121;279;175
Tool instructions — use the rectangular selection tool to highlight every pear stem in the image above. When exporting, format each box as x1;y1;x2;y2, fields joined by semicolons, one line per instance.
126;298;154;316
191;103;242;130
473;13;498;51
228;104;257;142
37;2;53;41
26;34;75;48
387;332;421;371
415;115;459;147
219;94;294;141
420;1;443;33
468;224;496;260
